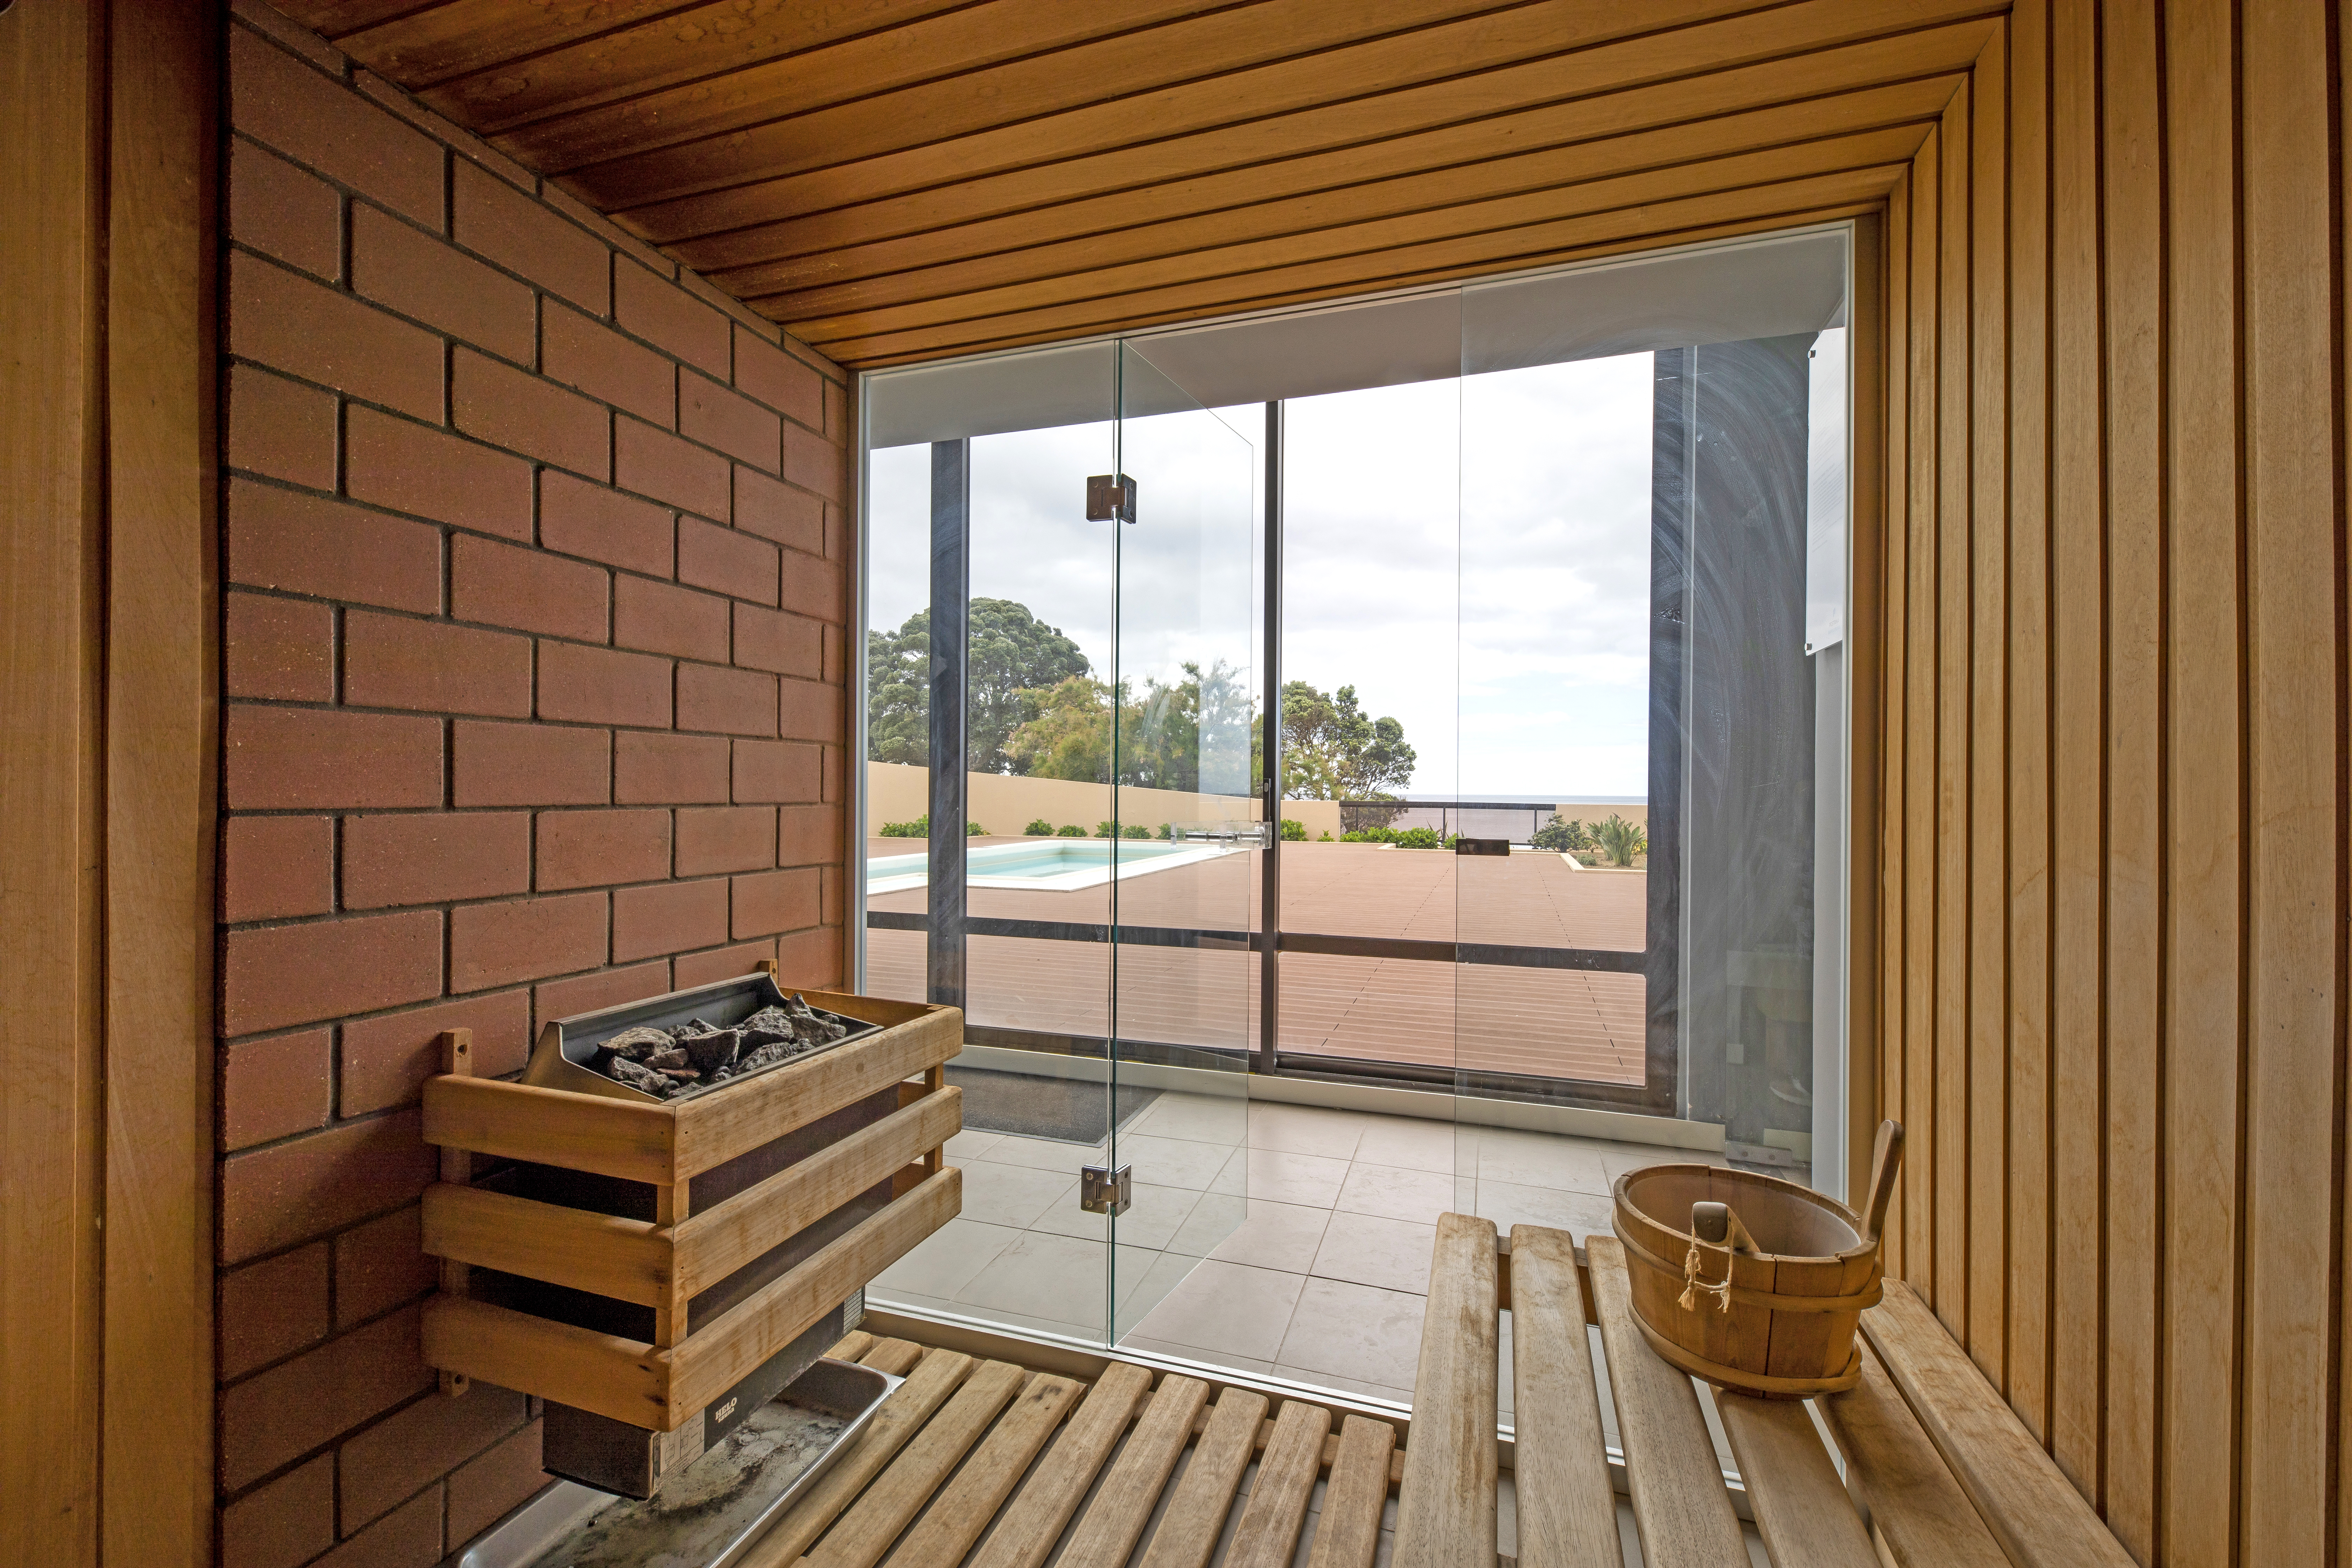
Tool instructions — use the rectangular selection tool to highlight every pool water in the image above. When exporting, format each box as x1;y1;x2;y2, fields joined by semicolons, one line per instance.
867;838;1222;893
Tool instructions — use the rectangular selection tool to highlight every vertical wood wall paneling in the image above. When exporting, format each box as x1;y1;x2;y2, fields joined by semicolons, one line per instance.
1965;31;2014;1392
2161;1;2244;1560
2238;1;2345;1561
1904;132;1942;1306
2095;0;2163;1555
1935;81;1976;1349
2002;0;2057;1446
1849;208;1889;1218
103;5;218;1566
2046;0;2107;1502
0;2;106;1564
1883;170;1914;1281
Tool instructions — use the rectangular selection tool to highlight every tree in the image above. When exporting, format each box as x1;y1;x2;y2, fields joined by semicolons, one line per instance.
1272;680;1416;800
866;600;1092;772
1594;814;1648;867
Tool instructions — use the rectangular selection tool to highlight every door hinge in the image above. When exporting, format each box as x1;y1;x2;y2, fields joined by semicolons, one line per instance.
1086;473;1138;523
1079;1164;1133;1215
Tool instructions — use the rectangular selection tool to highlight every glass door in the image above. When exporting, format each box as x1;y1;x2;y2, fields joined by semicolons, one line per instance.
1105;343;1258;1339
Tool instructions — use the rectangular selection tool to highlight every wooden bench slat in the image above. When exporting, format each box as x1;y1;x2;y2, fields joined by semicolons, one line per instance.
1861;1282;2137;1568
1136;1386;1268;1568
1395;1212;1501;1568
803;1359;1029;1568
1057;1374;1211;1568
1505;1225;1620;1568
1226;1399;1332;1568
859;1338;925;1378
1714;1393;1876;1568
966;1362;1152;1568
1585;1236;1748;1568
881;1373;1083;1568
739;1347;975;1568
1819;1340;2009;1568
1308;1414;1397;1568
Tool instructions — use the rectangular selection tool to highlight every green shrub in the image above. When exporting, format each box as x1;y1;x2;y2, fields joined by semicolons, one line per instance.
967;820;986;835
1056;824;1087;837
878;816;926;838
1318;831;1334;841
1595;813;1648;866
1024;819;1055;835
1279;818;1307;842
1094;820;1119;838
1122;823;1152;839
1393;826;1444;849
1340;825;1398;844
1155;823;1173;840
1532;813;1595;853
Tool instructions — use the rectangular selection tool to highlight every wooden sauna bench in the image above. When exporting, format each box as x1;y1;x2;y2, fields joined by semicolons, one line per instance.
730;1215;2139;1568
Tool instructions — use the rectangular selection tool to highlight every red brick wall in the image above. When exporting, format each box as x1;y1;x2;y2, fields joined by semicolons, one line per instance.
216;6;853;1563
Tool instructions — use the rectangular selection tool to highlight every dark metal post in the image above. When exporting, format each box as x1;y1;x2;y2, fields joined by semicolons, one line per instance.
1258;400;1283;1073
1644;349;1692;1114
927;440;970;1009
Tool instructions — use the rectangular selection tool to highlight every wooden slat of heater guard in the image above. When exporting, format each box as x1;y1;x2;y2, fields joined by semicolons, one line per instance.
880;1373;1084;1567
1393;1212;1499;1568
1860;1282;2138;1568
1226;1399;1331;1568
740;1345;977;1567
674;1088;961;1296
1585;1236;1748;1567
671;1004;961;1177
422;1183;668;1305
438;1028;472;1396
1713;1393;1876;1567
801;1358;1029;1568
1054;1373;1211;1568
1817;1340;2008;1568
968;1361;1155;1568
1505;1224;1618;1567
1307;1414;1397;1568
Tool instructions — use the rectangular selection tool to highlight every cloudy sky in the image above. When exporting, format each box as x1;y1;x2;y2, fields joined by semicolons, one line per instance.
867;350;1662;799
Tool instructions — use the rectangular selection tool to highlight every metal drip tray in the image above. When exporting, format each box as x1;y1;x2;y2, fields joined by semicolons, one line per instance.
443;1359;895;1568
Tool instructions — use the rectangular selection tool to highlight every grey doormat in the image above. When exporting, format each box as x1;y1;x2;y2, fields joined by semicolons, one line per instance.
944;1066;1161;1146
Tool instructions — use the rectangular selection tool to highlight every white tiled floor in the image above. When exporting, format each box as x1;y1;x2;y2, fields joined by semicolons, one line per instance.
871;1084;1724;1407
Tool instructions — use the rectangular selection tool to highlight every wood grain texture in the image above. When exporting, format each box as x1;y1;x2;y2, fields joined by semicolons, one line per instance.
102;1;219;1564
802;1358;1029;1568
966;1361;1154;1568
0;4;106;1563
1819;1342;2010;1568
1393;1212;1499;1568
1224;1400;1330;1568
420;1295;668;1428
421;1181;668;1304
671;1006;960;1175
1057;1374;1211;1568
1860;1283;2135;1568
1715;1394;1877;1567
1307;1416;1396;1568
880;1372;1082;1568
423;1074;677;1183
738;1346;978;1568
1505;1226;1619;1568
1585;1238;1748;1567
1135;1387;1267;1568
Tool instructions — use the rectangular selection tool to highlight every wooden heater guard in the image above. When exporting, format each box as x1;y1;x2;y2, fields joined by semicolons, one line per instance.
416;978;963;1432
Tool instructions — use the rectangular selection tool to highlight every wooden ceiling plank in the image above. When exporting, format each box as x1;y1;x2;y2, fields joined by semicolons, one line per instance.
782;128;1923;341
435;0;1189;141
606;0;2001;244
820;182;1892;366
490;0;1533;172
837;200;1887;368
729;77;1954;317
679;20;1984;285
334;0;719;85
576;0;1957;216
274;0;453;37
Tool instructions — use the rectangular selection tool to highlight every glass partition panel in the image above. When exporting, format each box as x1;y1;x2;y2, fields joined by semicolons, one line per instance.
1107;344;1258;1338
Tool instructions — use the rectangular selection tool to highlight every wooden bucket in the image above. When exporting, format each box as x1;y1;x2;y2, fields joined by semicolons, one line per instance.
1610;1121;1903;1398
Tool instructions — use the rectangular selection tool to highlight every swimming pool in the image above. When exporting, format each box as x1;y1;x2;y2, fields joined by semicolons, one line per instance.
866;838;1229;894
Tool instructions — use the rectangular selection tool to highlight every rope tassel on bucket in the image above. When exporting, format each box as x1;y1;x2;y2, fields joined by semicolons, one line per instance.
1678;1200;1756;1312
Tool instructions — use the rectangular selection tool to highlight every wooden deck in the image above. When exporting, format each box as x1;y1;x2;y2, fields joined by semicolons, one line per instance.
866;842;1646;1084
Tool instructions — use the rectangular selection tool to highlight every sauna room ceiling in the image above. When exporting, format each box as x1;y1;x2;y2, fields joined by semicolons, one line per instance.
290;0;2005;368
